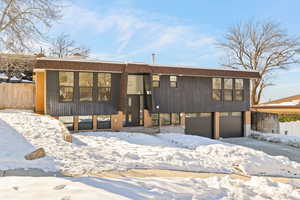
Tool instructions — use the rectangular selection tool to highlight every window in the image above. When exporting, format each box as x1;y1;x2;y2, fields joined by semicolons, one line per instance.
232;112;242;117
235;79;244;101
98;73;111;101
212;78;222;101
151;113;159;126
170;76;177;88
186;113;211;118
128;114;132;122
160;113;171;126
199;113;212;117
152;75;160;88
78;116;93;130
186;113;198;118
59;116;74;131
127;75;144;94
97;115;111;129
79;72;93;101
171;113;180;125
59;72;74;102
220;112;229;117
224;78;233;101
128;97;132;107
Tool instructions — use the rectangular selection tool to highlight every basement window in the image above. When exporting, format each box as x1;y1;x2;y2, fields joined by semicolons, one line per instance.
171;113;180;125
59;116;74;131
185;113;198;118
152;75;160;88
160;113;171;126
97;115;111;129
151;113;159;126
170;76;177;88
59;72;74;102
78;116;93;130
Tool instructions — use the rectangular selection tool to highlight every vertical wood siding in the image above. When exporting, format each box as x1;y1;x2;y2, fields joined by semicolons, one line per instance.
151;76;250;113
46;71;121;116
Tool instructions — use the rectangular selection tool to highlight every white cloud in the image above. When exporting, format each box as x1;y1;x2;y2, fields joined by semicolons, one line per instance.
52;2;219;66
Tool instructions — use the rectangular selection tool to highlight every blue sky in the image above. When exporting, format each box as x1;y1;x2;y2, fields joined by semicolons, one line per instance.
50;0;300;102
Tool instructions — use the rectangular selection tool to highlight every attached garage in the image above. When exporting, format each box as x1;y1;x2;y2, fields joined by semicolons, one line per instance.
220;112;243;138
185;113;213;138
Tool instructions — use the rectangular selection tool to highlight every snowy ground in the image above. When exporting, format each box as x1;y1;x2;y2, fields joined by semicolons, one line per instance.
251;130;300;148
280;121;300;137
1;110;300;178
1;176;300;200
0;110;57;172
222;137;300;163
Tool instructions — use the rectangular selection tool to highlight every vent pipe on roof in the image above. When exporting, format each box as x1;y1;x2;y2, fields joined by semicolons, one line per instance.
152;53;156;64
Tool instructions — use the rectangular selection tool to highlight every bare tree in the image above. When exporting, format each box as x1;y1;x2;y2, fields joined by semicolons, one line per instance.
0;0;62;52
218;21;300;105
49;33;90;58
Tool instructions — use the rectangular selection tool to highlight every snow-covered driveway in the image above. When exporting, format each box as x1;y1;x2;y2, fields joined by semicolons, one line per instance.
1;110;300;178
222;137;300;163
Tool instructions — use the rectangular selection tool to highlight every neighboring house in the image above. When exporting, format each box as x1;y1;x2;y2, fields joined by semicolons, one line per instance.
252;94;300;114
252;94;300;136
34;58;259;139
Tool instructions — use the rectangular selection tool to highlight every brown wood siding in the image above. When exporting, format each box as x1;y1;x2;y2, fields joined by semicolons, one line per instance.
35;72;45;113
35;59;260;79
36;60;124;73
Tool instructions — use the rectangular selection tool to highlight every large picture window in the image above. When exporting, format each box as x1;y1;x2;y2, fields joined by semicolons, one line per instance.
79;72;93;101
235;79;244;101
98;73;111;101
212;78;222;101
59;72;74;102
224;78;233;101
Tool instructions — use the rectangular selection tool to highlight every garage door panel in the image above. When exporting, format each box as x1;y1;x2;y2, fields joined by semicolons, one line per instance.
220;112;243;138
185;115;213;138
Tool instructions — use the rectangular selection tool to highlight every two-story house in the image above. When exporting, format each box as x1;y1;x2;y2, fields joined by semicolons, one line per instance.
34;58;259;139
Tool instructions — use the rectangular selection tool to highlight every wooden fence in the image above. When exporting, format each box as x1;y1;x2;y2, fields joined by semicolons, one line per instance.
0;83;35;110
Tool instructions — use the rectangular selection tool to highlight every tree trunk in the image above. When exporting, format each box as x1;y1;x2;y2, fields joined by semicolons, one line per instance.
251;79;259;105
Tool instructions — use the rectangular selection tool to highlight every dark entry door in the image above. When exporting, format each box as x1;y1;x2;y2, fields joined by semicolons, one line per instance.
185;113;213;138
126;95;141;126
220;112;243;138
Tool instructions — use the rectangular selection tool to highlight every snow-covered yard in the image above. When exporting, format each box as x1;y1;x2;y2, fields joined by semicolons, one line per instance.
251;130;300;148
280;121;300;137
0;176;299;200
1;110;300;178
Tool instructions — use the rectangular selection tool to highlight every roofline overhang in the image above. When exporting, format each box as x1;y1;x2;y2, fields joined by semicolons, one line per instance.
35;58;260;79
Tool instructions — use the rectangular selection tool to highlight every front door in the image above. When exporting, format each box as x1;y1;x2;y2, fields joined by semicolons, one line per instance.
126;95;142;126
